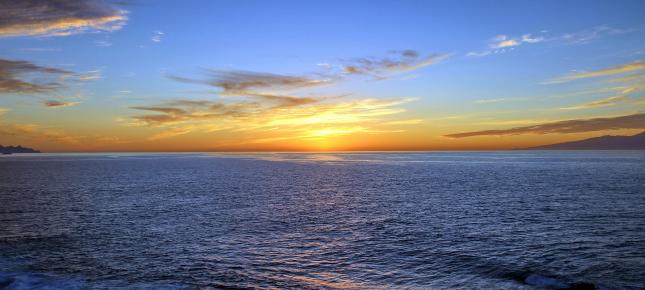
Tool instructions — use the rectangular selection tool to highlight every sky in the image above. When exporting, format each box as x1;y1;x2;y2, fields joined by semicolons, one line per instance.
0;0;644;152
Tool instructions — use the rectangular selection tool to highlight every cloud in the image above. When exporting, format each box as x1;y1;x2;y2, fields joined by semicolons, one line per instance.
171;70;331;94
169;69;335;109
237;91;322;107
475;98;507;104
546;60;645;84
78;70;101;80
170;50;445;98
151;31;164;42
609;72;645;83
0;123;79;144
0;0;127;38
341;51;449;77
383;119;423;125
468;34;544;57
0;58;70;94
489;35;520;49
445;113;645;138
129;97;415;141
521;34;544;43
130;101;260;126
94;40;112;47
19;47;62;52
148;52;437;142
559;95;627;110
560;25;631;45
147;127;192;141
44;100;79;108
469;26;640;58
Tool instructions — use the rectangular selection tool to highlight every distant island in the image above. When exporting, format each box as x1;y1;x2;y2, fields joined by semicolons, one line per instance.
0;145;41;154
526;131;645;150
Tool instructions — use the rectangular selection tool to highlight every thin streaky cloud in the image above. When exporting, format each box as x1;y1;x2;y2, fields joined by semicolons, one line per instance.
445;113;645;138
545;60;645;84
475;98;507;104
559;95;627;110
19;47;62;52
151;31;164;43
0;58;71;94
129;97;415;141
44;100;80;108
170;70;332;94
468;33;544;57
342;51;449;78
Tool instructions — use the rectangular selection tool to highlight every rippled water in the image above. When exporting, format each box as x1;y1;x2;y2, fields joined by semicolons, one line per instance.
1;152;644;289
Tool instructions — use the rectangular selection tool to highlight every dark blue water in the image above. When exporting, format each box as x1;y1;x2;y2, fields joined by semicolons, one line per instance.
0;152;644;289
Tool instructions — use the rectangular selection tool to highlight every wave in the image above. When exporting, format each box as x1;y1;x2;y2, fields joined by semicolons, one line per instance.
0;271;186;290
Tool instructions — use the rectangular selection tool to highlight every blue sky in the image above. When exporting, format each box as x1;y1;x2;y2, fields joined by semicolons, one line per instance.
0;0;644;151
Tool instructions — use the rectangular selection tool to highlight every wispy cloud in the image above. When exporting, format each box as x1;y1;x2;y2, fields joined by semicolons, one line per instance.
341;50;449;78
151;31;164;43
560;25;633;45
445;113;645;138
468;33;544;57
0;123;79;144
130;101;260;126
383;119;423;125
559;95;627;110
0;58;71;94
169;69;334;109
78;70;101;80
0;0;127;38
468;25;641;58
474;98;507;104
545;60;645;84
94;40;112;47
19;47;62;52
142;51;439;143
170;70;332;95
129;97;415;141
44;100;79;108
489;35;519;49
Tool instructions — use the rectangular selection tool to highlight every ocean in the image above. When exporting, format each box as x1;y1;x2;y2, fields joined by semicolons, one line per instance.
0;152;644;289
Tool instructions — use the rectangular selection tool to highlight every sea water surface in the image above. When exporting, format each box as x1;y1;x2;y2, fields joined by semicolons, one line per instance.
0;152;644;289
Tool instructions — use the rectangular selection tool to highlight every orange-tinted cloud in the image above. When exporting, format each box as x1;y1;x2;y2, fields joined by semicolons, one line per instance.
546;60;645;84
559;95;627;110
129;97;416;142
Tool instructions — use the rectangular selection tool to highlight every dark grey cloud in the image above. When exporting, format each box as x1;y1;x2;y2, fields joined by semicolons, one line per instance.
445;113;645;138
0;58;70;94
0;0;127;37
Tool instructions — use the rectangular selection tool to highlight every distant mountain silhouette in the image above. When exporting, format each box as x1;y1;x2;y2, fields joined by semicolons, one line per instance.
0;145;40;154
526;131;645;150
